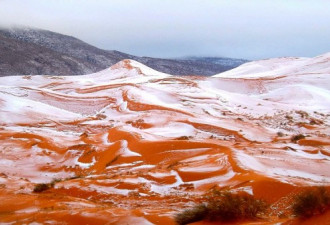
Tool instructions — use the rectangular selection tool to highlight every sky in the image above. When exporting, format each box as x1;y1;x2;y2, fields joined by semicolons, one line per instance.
0;0;329;60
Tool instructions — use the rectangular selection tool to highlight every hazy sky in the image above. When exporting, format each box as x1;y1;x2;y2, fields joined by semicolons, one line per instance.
0;0;330;60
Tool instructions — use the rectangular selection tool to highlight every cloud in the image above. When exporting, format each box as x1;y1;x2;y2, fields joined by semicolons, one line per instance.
0;0;330;59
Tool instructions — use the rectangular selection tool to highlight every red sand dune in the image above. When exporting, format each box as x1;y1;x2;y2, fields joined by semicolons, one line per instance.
0;56;330;224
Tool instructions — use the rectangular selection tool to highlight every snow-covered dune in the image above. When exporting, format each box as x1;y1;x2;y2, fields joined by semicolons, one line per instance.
0;56;330;225
210;53;330;114
213;52;330;78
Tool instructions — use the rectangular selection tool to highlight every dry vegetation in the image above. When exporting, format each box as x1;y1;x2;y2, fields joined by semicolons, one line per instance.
291;134;306;142
292;187;330;218
175;192;268;225
33;183;54;193
33;176;83;193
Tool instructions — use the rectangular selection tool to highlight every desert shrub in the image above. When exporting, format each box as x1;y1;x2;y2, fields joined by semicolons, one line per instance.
33;178;61;193
291;134;305;142
309;119;323;125
176;136;190;140
285;115;293;120
206;192;268;221
65;175;83;180
33;183;53;193
33;175;83;193
292;187;330;217
296;110;309;118
175;192;268;225
175;204;208;225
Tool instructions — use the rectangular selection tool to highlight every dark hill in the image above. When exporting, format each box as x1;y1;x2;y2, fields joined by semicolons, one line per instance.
0;28;247;76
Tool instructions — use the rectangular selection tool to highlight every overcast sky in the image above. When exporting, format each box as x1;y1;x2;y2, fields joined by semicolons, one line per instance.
0;0;329;60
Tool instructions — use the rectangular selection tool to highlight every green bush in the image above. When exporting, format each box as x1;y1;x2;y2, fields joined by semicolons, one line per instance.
175;192;268;225
292;187;330;217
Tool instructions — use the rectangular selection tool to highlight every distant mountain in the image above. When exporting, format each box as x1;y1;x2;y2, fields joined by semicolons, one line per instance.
0;27;248;76
182;56;248;67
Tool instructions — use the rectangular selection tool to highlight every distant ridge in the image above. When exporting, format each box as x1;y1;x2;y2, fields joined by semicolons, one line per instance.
213;52;330;78
0;27;248;76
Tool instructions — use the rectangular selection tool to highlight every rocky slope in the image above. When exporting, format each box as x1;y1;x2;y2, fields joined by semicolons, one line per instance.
0;54;329;224
0;28;247;76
